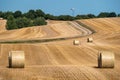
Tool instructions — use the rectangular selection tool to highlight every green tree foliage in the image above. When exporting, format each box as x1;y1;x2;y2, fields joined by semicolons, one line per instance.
0;11;3;17
57;15;74;21
2;11;13;19
14;10;22;18
6;15;18;30
118;14;120;17
5;9;47;30
75;15;89;19
107;12;117;17
87;14;96;18
45;14;57;20
25;10;36;19
0;9;119;30
33;17;47;26
24;9;45;19
97;12;110;18
15;17;33;28
98;12;117;18
35;9;45;17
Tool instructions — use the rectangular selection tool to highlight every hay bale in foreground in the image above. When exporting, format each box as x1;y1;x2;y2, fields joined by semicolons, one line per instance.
98;51;115;68
8;51;25;68
73;40;80;45
87;37;93;42
0;18;3;20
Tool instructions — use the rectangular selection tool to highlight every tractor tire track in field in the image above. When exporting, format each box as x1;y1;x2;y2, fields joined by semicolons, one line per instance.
68;21;93;36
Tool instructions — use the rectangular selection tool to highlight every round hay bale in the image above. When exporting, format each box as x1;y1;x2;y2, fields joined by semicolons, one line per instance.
98;51;115;68
87;37;93;42
8;52;12;68
73;40;80;45
0;18;3;20
8;51;25;68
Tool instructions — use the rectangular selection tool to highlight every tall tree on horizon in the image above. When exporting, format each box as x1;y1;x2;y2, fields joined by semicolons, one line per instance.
35;9;45;18
14;10;22;18
6;15;18;30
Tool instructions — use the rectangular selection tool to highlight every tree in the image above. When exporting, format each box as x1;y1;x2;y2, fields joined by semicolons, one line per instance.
107;12;117;17
118;14;120;17
57;15;74;21
87;14;96;18
14;10;22;18
97;12;109;18
1;11;13;19
25;10;36;19
33;17;47;26
0;11;3;17
6;15;18;30
45;14;57;20
35;9;45;17
75;15;89;19
15;17;33;28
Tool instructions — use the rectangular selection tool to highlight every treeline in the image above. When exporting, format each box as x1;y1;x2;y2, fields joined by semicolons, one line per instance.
76;12;119;19
0;10;47;30
0;9;120;30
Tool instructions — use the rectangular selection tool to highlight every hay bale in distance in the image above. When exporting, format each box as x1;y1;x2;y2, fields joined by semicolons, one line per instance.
73;40;80;45
87;37;93;42
8;51;25;68
98;51;115;68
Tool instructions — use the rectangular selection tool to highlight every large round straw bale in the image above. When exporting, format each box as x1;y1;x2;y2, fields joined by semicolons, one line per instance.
8;51;25;68
87;37;93;42
98;51;115;68
73;40;80;45
0;18;3;20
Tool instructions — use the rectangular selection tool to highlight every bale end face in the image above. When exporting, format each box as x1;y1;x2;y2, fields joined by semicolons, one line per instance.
98;51;115;68
0;18;3;20
8;51;25;68
73;40;80;45
87;38;93;43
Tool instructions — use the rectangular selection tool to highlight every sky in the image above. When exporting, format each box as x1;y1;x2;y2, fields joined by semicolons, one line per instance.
0;0;120;16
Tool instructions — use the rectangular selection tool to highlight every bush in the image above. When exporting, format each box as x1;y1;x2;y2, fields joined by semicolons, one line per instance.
57;15;74;21
33;17;47;26
87;14;96;18
97;12;117;18
15;17;33;28
6;15;18;30
45;14;57;20
118;14;120;17
14;11;22;18
107;12;117;17
97;12;110;18
75;15;89;19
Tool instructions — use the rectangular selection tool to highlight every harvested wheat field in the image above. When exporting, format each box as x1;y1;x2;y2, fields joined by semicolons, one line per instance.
0;19;7;32
0;20;88;42
0;17;120;80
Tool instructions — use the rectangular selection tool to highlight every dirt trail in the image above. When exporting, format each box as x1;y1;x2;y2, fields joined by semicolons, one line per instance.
68;21;92;36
